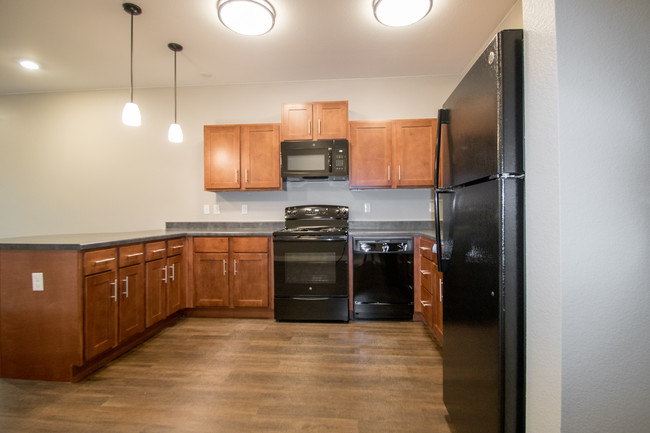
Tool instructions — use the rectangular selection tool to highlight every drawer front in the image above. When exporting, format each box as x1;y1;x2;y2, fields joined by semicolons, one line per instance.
419;237;435;261
145;241;167;261
119;243;144;267
193;237;229;253
420;285;433;327
84;248;118;275
420;256;433;289
230;237;268;253
167;238;185;256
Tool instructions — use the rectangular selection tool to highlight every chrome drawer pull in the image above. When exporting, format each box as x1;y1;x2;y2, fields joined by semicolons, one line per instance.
95;257;115;264
126;252;143;257
151;248;166;253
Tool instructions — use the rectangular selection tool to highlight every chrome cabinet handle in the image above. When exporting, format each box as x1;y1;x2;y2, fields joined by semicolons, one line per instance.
388;165;391;181
440;280;443;302
420;270;431;275
233;259;237;276
398;165;401;181
95;257;115;264
318;119;321;135
308;119;311;135
162;266;168;283
245;169;248;184
122;276;129;297
170;263;175;281
223;260;226;276
110;279;118;301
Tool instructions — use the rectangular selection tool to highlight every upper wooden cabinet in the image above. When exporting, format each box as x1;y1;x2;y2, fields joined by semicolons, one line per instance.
349;120;393;188
281;101;349;141
349;118;437;189
204;124;281;191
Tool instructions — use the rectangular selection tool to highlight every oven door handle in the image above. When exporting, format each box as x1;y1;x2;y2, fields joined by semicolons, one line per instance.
291;297;331;301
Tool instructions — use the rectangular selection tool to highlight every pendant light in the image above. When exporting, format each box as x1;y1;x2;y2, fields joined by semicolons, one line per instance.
373;0;432;27
216;0;276;36
122;3;142;126
167;43;183;143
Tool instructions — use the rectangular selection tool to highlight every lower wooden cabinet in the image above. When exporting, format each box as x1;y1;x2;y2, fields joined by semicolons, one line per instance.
84;267;118;361
192;236;270;311
418;237;443;345
145;238;186;328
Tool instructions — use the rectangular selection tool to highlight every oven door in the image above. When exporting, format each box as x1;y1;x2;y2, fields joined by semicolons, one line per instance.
273;237;348;297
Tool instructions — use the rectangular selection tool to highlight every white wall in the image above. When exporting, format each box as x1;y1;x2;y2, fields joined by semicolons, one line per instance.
0;75;459;238
524;0;650;432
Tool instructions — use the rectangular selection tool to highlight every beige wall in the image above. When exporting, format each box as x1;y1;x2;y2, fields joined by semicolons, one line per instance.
0;75;459;238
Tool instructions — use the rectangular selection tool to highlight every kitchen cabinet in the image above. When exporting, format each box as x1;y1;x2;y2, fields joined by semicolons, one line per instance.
117;244;145;343
349;118;437;189
281;101;349;141
418;237;443;345
144;238;185;328
204;124;281;191
192;236;270;310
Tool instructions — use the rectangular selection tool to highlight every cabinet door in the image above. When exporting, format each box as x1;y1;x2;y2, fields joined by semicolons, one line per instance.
281;103;313;141
84;270;118;360
349;121;393;188
118;263;145;343
193;253;230;307
145;258;167;327
231;252;269;308
166;254;184;316
241;124;281;190
433;264;444;344
315;101;348;140
204;125;241;190
394;119;436;187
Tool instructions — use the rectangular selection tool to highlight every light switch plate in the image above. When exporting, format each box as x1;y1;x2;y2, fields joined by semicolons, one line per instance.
32;272;44;291
364;202;371;213
203;204;210;214
241;204;248;214
213;204;220;214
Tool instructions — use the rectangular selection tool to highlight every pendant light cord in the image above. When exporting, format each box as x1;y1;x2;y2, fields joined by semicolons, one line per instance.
174;50;177;123
130;12;134;103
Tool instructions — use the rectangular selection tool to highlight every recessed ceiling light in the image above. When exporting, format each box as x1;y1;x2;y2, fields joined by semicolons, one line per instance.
373;0;432;27
217;0;276;36
19;60;40;70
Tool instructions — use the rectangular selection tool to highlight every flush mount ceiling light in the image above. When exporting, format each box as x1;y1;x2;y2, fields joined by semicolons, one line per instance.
167;43;183;143
373;0;432;27
122;2;142;127
19;60;40;70
217;0;276;36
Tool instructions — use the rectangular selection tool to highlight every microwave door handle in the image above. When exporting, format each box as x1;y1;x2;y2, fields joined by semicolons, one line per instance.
328;149;333;173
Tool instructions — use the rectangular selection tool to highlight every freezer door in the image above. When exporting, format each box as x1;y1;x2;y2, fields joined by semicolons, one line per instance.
441;29;523;187
442;177;525;433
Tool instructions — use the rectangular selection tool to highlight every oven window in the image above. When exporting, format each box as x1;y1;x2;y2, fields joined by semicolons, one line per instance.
287;154;325;171
285;252;336;284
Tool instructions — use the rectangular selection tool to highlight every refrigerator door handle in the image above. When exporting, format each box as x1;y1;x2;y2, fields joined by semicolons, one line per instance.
434;109;449;190
434;189;450;273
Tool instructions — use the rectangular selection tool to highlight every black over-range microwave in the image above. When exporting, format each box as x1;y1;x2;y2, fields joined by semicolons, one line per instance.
280;139;349;181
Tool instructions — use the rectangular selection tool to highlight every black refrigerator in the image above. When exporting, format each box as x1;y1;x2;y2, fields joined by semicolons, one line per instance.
434;30;525;433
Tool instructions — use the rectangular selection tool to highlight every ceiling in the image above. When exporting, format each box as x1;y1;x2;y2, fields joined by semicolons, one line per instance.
0;0;518;95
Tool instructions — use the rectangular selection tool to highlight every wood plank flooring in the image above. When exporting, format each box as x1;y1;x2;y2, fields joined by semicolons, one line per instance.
0;318;452;433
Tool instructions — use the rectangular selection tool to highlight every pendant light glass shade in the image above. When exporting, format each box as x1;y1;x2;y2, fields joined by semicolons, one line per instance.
122;3;142;126
168;43;183;143
168;123;183;143
122;102;142;126
217;0;276;36
373;0;432;27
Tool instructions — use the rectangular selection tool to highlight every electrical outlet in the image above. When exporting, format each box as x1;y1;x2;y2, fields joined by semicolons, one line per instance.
32;272;44;291
241;204;248;214
364;202;371;213
213;204;220;214
203;204;210;214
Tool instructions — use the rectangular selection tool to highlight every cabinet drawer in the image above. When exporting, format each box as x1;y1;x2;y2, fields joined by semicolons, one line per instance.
419;237;435;261
193;237;229;253
145;241;167;261
167;238;185;256
420;256;433;289
420;285;433;327
119;244;144;267
84;248;118;275
231;237;268;253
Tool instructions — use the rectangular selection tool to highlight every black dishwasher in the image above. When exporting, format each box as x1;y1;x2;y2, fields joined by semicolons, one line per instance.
352;237;414;320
